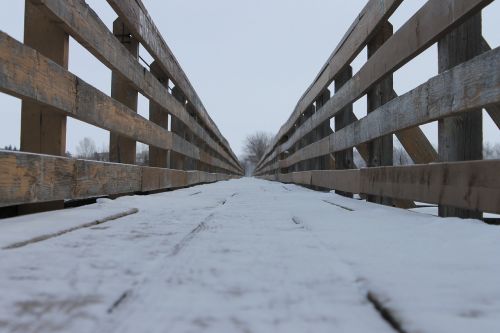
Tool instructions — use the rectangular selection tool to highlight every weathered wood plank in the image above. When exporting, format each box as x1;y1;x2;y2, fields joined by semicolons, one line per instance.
438;14;483;218
270;159;500;214
258;0;492;170
31;0;241;173
0;151;232;207
0;151;141;206
366;20;394;205
149;61;170;168
360;160;500;214
311;170;361;194
21;0;68;157
109;18;139;164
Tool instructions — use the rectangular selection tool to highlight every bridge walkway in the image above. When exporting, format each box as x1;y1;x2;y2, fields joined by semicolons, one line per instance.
0;178;499;333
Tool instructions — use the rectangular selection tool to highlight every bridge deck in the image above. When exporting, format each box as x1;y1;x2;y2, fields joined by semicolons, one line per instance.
1;178;499;333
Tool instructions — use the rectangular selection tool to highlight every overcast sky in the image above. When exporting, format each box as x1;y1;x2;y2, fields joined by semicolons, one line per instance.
1;0;499;157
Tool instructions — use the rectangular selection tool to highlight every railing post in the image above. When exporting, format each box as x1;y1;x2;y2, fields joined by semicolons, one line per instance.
20;0;69;213
367;21;394;206
110;18;139;164
171;86;187;170
334;66;355;197
314;89;332;170
186;103;198;171
437;14;483;219
149;61;169;168
300;105;315;171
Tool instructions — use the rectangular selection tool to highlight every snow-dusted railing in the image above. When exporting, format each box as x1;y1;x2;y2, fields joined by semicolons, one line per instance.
255;0;500;218
0;0;242;213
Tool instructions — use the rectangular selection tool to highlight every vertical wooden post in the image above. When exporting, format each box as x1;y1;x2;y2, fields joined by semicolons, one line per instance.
149;61;169;168
171;86;186;170
110;18;139;164
315;89;332;170
186;104;198;171
301;105;315;171
335;66;355;197
438;14;483;219
367;21;394;205
19;0;69;213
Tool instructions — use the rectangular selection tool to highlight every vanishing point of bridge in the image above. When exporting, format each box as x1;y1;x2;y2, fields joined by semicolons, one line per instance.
0;0;499;332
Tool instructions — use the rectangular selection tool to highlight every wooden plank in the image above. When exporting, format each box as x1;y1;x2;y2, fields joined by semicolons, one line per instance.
334;66;355;174
438;14;483;218
19;1;70;213
0;32;239;174
0;151;232;206
149;61;169;168
110;18;139;164
31;0;241;173
21;0;68;157
271;159;500;214
258;0;492;170
104;0;240;166
366;21;394;205
311;170;361;194
141;168;187;191
261;0;403;166
0;151;141;206
480;38;500;128
275;47;500;170
360;160;500;214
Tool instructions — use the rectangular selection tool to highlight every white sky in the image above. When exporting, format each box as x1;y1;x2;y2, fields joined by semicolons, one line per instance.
0;0;499;157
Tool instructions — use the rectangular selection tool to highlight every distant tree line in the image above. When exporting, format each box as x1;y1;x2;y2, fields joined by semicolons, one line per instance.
3;145;18;151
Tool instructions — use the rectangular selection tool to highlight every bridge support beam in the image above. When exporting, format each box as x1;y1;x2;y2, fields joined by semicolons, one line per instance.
438;14;483;219
19;0;69;213
110;18;139;164
149;61;170;168
366;21;394;206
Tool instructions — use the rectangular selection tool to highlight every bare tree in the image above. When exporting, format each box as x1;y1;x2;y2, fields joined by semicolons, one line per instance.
136;143;149;166
242;132;273;175
484;142;500;160
393;146;413;166
76;137;97;159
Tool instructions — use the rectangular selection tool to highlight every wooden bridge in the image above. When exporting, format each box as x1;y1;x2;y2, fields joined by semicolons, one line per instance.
0;0;499;332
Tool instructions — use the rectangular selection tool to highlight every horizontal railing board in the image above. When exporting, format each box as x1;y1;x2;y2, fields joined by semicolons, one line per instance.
0;32;239;174
271;47;500;170
263;160;500;214
105;0;240;167
481;37;500;128
261;0;403;166
32;0;241;173
257;0;492;171
0;151;234;207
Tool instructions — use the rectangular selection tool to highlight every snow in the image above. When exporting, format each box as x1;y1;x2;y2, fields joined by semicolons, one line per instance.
0;178;499;333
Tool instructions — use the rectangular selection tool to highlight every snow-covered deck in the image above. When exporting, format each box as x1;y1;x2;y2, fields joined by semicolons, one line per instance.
1;178;499;333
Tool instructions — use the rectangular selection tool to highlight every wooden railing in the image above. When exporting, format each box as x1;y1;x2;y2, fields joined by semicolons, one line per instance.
0;0;243;212
254;0;500;217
